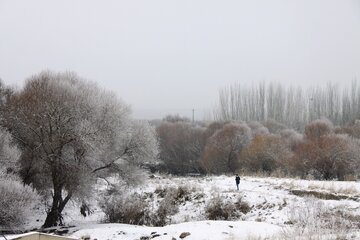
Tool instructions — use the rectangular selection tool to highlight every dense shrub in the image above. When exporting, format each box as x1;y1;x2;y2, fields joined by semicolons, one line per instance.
151;197;179;226
292;134;358;180
151;185;193;226
234;195;251;214
205;194;250;220
0;175;39;228
101;185;194;226
286;198;354;238
101;193;150;225
155;185;192;203
201;122;251;174
156;122;206;175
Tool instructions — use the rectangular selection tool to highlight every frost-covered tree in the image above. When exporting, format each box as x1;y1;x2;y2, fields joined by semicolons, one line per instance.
201;122;251;174
304;118;333;141
247;121;269;136
293;134;358;180
240;134;292;174
3;71;158;227
279;129;303;151
157;122;205;174
213;81;360;129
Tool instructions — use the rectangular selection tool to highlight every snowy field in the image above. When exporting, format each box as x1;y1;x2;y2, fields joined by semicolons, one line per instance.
4;175;360;240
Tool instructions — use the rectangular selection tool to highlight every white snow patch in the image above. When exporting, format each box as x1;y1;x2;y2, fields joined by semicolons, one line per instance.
70;221;281;240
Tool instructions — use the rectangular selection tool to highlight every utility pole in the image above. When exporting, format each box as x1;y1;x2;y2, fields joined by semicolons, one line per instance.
192;108;195;124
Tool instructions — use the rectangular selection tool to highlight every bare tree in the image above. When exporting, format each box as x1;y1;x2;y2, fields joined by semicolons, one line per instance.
157;122;205;174
213;81;360;129
240;134;292;174
304;118;334;141
201;122;251;174
3;71;158;227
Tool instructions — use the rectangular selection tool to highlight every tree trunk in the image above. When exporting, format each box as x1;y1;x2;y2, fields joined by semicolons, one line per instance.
42;184;72;228
43;185;63;228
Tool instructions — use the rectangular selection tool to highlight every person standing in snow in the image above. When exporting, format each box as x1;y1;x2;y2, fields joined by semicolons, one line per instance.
235;174;240;190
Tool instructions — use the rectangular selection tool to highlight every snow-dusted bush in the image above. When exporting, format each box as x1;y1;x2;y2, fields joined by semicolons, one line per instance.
280;129;303;150
101;193;150;225
151;197;178;227
263;119;287;134
248;121;269;136
0;126;37;228
293;133;358;180
156;121;205;175
304;118;333;141
234;195;251;214
101;185;190;227
0;127;20;173
285;198;354;238
205;195;237;220
155;185;193;203
151;185;194;226
205;194;249;220
201;122;251;174
164;185;192;203
0;175;39;228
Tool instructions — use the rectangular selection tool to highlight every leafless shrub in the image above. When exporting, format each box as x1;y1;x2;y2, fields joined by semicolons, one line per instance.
0;175;40;228
285;198;354;238
101;193;150;225
205;195;235;220
103;185;194;227
154;186;167;198
205;194;250;220
151;185;195;226
155;185;192;203
151;196;179;226
234;195;251;214
167;185;192;203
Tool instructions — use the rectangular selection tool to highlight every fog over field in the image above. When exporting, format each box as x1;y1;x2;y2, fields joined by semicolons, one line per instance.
1;0;360;119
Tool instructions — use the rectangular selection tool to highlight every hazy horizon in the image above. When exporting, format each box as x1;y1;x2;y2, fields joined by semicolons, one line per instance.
1;0;359;120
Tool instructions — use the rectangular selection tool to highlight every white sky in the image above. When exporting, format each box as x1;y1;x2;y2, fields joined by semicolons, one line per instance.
0;0;359;119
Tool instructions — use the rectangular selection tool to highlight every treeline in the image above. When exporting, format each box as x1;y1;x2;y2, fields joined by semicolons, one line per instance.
155;116;360;180
212;82;360;130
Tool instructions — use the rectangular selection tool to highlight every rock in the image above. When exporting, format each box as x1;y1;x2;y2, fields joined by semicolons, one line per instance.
140;236;150;240
151;234;161;238
179;232;191;239
55;229;69;235
81;235;91;240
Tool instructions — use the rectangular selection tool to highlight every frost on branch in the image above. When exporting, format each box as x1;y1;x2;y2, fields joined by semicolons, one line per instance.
0;127;39;229
2;71;158;227
0;127;20;173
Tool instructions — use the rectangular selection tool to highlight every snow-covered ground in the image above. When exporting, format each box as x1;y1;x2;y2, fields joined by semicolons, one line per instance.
4;175;360;240
71;221;281;240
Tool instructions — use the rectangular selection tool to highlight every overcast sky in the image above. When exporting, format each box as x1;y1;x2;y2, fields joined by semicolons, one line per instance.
0;0;359;120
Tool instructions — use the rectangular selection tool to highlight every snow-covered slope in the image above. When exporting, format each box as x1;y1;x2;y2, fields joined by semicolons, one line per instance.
5;175;360;240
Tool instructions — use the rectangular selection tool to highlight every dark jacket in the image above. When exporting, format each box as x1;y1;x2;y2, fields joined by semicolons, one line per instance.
235;176;240;184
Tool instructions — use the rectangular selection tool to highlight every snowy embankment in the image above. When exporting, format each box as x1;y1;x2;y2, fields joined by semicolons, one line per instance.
71;221;281;240
4;175;360;240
